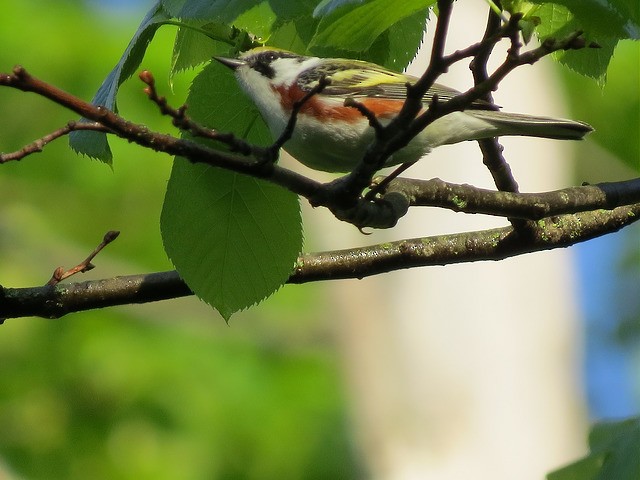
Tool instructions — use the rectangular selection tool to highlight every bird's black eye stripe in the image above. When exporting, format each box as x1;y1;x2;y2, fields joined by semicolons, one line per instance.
250;58;275;79
248;50;300;79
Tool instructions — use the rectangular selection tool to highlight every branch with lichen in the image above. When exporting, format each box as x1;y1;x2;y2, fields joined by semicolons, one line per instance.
1;201;637;320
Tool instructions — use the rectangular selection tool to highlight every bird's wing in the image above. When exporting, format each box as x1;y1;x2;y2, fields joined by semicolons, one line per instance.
298;60;495;110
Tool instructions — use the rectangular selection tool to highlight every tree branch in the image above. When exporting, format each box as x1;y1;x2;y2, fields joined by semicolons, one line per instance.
1;200;637;320
46;230;120;286
383;177;640;218
0;121;109;163
0;66;326;202
469;2;524;219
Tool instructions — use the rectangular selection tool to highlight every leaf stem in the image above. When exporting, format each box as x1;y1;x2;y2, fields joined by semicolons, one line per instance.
483;0;508;22
160;20;237;47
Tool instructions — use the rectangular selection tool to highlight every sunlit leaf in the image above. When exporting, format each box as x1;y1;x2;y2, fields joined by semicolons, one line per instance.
69;2;171;163
309;0;435;52
160;62;303;319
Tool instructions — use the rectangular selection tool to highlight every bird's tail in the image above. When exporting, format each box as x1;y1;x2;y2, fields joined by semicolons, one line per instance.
467;110;593;140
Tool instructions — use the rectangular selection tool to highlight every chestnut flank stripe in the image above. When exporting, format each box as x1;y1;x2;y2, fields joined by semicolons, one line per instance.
274;84;403;123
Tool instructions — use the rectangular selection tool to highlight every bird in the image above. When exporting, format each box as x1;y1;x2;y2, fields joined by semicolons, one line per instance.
214;47;592;173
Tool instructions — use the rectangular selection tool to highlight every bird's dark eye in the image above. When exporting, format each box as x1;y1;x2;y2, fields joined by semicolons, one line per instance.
259;51;280;65
247;50;300;78
249;51;285;79
251;58;276;79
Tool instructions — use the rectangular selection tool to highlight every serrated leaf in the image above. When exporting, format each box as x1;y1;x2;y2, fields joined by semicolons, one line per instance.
368;8;428;70
313;0;365;17
160;62;303;319
232;1;277;40
527;3;616;81
529;0;639;39
169;1;278;80
162;0;261;22
171;21;237;77
309;0;435;52
165;0;316;25
557;37;618;82
306;6;426;69
505;1;637;81
161;0;188;16
268;19;314;53
547;417;640;480
162;162;302;320
266;0;323;52
69;128;114;163
523;3;563;36
69;2;171;163
269;0;320;20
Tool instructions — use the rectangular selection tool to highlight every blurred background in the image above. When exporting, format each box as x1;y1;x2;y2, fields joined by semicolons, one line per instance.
0;1;637;479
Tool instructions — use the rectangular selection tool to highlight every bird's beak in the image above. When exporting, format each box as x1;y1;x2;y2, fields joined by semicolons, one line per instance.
213;56;246;71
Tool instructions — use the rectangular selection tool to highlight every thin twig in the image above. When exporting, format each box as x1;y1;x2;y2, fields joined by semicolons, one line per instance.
268;76;331;156
0;121;109;163
325;4;521;201
364;162;416;201
0;65;325;200
469;3;526;228
139;70;257;156
46;230;120;286
400;24;587;152
321;0;457;205
344;97;385;134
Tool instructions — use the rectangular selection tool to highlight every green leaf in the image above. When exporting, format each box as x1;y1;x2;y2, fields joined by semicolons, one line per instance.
546;454;606;480
266;0;323;52
268;19;316;53
169;1;280;79
547;417;640;480
161;0;188;16
170;21;238;76
162;163;303;320
367;8;428;70
169;0;318;71
306;0;428;67
506;1;638;81
529;0;639;39
68;129;114;164
233;2;277;40
313;0;365;17
167;0;317;25
522;3;617;80
160;62;303;319
556;37;618;83
309;0;435;52
69;2;171;163
162;0;264;22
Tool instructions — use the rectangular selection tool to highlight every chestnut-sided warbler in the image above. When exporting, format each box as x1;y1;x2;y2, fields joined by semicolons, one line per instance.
215;47;592;173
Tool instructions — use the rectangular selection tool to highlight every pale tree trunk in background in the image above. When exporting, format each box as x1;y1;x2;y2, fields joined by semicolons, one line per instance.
301;2;589;479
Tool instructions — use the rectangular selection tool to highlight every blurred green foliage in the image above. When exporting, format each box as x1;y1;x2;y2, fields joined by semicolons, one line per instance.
1;1;638;478
561;40;640;175
0;1;360;478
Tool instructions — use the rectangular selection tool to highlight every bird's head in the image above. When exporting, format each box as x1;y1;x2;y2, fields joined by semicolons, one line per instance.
215;47;320;89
